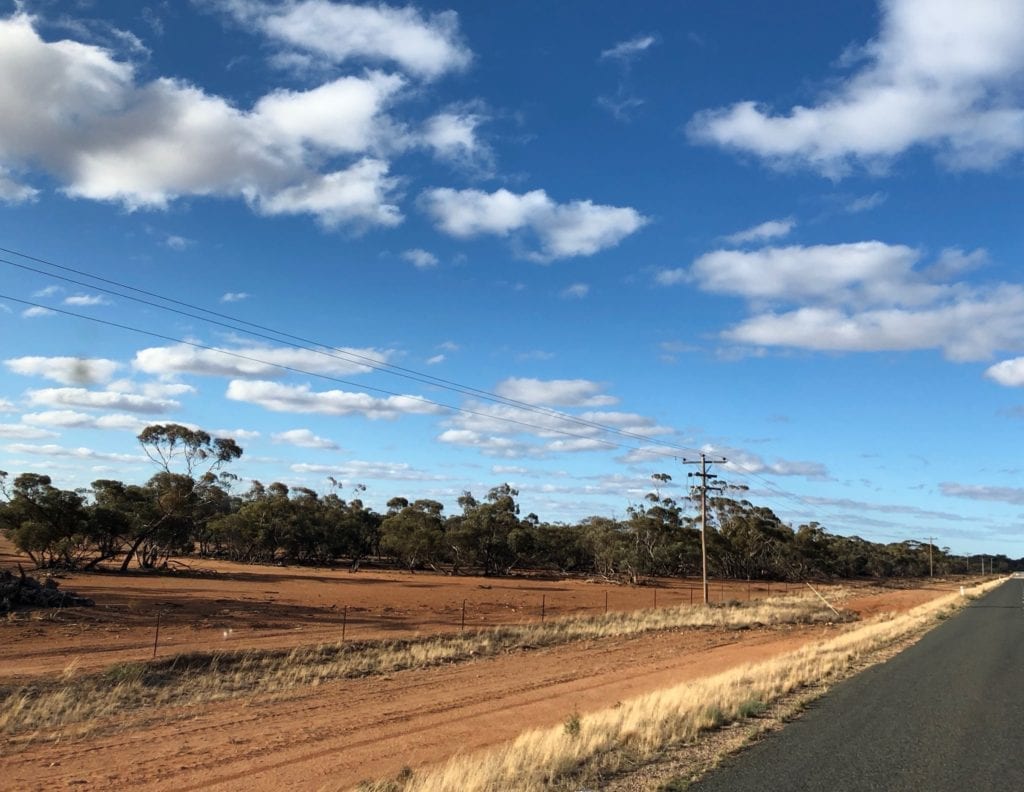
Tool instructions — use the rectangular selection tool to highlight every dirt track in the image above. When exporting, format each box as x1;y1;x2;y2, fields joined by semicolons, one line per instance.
0;541;966;790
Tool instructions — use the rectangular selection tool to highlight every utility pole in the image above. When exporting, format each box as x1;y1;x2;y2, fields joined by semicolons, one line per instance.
684;452;727;605
927;537;935;578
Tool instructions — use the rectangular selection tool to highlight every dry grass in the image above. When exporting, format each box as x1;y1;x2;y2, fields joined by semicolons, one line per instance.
0;590;847;741
357;578;1003;792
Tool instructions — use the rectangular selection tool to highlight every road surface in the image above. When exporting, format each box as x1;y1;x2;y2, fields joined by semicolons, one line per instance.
693;579;1024;791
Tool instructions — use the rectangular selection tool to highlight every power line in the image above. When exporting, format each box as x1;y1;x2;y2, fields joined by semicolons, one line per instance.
0;244;970;547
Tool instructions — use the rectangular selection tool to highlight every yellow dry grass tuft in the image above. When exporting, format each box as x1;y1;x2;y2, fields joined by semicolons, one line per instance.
0;590;847;740
359;578;1004;792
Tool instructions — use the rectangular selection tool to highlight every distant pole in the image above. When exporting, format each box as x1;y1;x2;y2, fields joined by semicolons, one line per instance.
152;612;161;660
342;605;347;642
684;452;727;605
541;594;546;623
461;599;466;631
927;537;935;578
604;590;608;614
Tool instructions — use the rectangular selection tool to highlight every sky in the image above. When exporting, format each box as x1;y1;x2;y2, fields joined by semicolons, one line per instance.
2;0;1024;557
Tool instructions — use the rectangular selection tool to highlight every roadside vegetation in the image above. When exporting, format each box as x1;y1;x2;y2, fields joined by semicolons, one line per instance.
359;578;1003;792
0;591;850;741
4;424;1011;584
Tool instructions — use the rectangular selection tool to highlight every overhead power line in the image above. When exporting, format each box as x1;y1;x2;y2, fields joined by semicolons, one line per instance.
0;244;967;543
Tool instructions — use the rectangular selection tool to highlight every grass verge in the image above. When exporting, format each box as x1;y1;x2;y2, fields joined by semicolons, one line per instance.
357;578;1002;792
0;591;848;741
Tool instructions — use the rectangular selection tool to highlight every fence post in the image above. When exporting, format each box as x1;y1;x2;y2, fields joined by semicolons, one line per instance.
152;612;161;660
541;594;546;623
604;590;608;614
461;599;466;631
342;605;347;643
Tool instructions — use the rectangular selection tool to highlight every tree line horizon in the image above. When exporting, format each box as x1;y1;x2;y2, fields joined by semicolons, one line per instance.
0;424;1014;580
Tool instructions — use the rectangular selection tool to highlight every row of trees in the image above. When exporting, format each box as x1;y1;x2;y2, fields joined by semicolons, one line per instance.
0;425;1011;580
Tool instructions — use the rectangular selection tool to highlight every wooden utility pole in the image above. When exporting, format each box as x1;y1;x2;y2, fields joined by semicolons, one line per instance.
684;452;727;605
927;537;935;578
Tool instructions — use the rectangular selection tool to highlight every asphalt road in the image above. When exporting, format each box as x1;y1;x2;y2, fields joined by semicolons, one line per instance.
691;579;1024;792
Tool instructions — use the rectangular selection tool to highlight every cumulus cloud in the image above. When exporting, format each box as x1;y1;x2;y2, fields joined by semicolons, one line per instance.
421;187;647;261
425;354;445;365
494;377;617;407
213;427;261;440
985;357;1024;386
940;481;1024;505
225;0;472;80
21;410;149;432
5;356;120;385
0;397;15;412
0;423;58;440
4;443;145;463
133;342;391;379
684;240;1024;361
26;387;179;414
291;459;444;480
272;428;339;449
402;248;439;269
0;166;38;203
689;0;1024;174
0;13;405;227
21;306;54;318
421;109;491;171
220;291;250;303
226;379;446;419
723;218;795;245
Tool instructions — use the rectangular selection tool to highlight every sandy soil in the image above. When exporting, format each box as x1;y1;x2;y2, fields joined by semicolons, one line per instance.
0;539;968;791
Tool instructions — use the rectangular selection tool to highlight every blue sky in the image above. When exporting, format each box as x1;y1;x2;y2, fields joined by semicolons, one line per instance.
2;0;1024;556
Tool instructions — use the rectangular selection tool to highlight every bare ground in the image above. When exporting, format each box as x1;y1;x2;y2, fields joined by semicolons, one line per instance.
0;538;966;790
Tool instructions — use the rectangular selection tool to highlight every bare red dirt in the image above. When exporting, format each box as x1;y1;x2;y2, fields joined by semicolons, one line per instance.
0;539;969;791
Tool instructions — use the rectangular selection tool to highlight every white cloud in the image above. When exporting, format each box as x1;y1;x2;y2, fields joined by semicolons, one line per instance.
228;0;472;80
291;459;444;481
256;158;402;228
422;110;491;171
561;283;589;299
164;234;193;250
63;294;110;307
226;379;446;419
0;14;405;227
940;481;1024;505
213;427;261;441
402;248;439;269
272;428;339;449
0;397;15;412
0;166;38;203
26;386;179;414
0;423;58;439
600;34;656;61
653;268;687;287
425;354;445;365
5;356;120;385
421;187;647;261
689;0;1024;174
845;192;887;213
690;242;931;304
220;291;250;303
33;285;61;298
985;357;1024;386
21;410;148;432
727;288;1024;362
21;306;54;318
133;341;391;378
4;443;145;463
494;377;617;407
723;218;795;245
